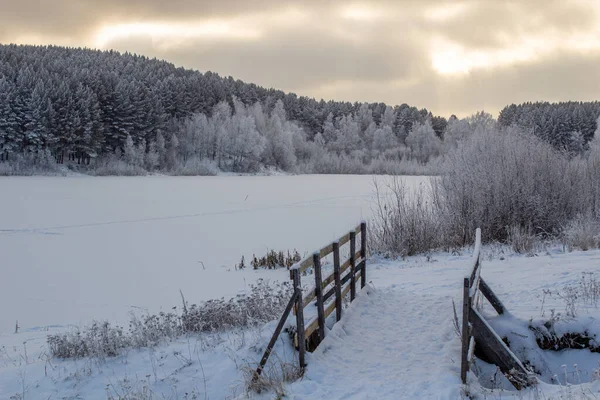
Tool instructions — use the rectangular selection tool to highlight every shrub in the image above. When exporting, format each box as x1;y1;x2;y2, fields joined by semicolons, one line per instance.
172;157;219;176
48;280;292;359
242;356;303;396
237;250;301;270
437;128;575;244
47;321;129;359
371;126;600;256
370;177;445;256
0;150;62;176
90;156;146;176
563;214;600;251
507;225;537;254
181;280;292;333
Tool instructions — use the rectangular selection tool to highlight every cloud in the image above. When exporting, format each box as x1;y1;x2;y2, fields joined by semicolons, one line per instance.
2;0;600;117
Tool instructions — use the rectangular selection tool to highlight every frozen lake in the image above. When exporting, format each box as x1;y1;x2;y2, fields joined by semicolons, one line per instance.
0;175;428;331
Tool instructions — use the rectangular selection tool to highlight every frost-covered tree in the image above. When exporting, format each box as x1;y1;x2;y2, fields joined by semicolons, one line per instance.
0;43;454;173
223;114;266;172
372;126;397;153
443;117;472;149
406;121;441;163
261;100;296;171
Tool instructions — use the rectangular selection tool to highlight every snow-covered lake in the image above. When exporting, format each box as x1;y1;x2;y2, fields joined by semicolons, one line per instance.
0;174;428;331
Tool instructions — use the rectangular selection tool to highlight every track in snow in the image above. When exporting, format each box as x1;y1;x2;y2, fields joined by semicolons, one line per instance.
288;283;463;399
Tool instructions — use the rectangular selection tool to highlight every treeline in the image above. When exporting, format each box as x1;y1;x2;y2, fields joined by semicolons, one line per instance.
0;44;449;175
498;101;600;153
1;44;598;176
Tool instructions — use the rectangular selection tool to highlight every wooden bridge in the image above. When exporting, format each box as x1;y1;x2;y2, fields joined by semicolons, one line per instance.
255;222;366;377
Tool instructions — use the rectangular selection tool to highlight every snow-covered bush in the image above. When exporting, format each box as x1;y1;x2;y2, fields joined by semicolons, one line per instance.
47;321;129;360
172;157;218;176
90;155;146;176
181;280;292;333
507;225;538;255
370;177;445;257
437;127;576;245
0;150;62;176
372;125;600;256
563;214;600;251
243;356;303;396
47;280;292;359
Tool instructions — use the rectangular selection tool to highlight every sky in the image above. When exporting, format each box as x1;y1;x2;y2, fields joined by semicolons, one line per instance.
2;0;600;117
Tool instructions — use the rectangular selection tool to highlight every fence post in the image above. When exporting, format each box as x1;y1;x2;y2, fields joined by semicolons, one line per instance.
292;269;306;368
313;253;326;344
333;241;342;322
254;291;298;379
350;230;356;301
360;222;367;288
460;276;471;384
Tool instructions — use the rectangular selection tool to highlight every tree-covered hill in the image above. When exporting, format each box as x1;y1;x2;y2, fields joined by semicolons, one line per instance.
0;44;442;168
0;44;598;175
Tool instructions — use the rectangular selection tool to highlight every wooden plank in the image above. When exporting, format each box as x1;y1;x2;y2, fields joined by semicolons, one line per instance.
302;254;362;308
304;271;360;339
340;252;361;273
254;291;298;379
305;299;337;340
467;336;476;364
350;231;356;301
323;250;362;291
360;222;367;289
469;228;482;285
470;257;482;305
338;232;351;247
324;258;363;303
291;224;362;277
479;278;505;315
469;307;532;389
324;296;337;319
313;253;326;344
292;269;306;368
342;270;357;298
333;241;342;322
319;243;334;259
461;277;471;384
302;289;316;309
290;256;314;276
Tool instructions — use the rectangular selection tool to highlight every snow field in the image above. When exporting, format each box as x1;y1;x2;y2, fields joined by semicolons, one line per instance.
0;175;426;332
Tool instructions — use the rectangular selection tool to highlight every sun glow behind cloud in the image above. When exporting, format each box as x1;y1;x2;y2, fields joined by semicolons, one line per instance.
340;4;384;21
94;21;261;49
424;2;471;22
430;28;600;75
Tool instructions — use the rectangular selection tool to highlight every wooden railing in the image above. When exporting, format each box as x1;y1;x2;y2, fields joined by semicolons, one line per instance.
254;222;367;379
460;228;533;389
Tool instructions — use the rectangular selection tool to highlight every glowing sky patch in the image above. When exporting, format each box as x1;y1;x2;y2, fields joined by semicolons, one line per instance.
340;4;384;21
94;21;261;49
430;27;600;75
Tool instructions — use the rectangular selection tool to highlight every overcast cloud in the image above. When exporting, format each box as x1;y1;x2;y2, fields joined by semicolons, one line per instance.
2;0;599;116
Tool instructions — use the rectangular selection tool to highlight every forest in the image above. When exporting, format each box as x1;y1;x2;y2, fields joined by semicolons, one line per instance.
0;44;598;175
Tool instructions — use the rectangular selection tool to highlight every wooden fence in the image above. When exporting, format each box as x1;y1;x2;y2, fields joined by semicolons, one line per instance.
460;228;534;389
255;222;367;378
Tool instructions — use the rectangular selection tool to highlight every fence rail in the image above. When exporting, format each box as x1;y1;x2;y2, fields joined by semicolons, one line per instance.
460;228;533;389
255;222;367;379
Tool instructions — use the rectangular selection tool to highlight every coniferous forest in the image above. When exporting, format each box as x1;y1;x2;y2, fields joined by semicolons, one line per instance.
0;44;598;175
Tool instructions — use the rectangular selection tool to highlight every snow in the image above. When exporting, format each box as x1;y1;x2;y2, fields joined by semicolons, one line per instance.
3;243;600;398
0;175;427;332
3;175;600;399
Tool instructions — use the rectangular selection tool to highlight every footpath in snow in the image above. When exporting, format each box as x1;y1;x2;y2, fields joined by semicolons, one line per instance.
289;285;462;399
